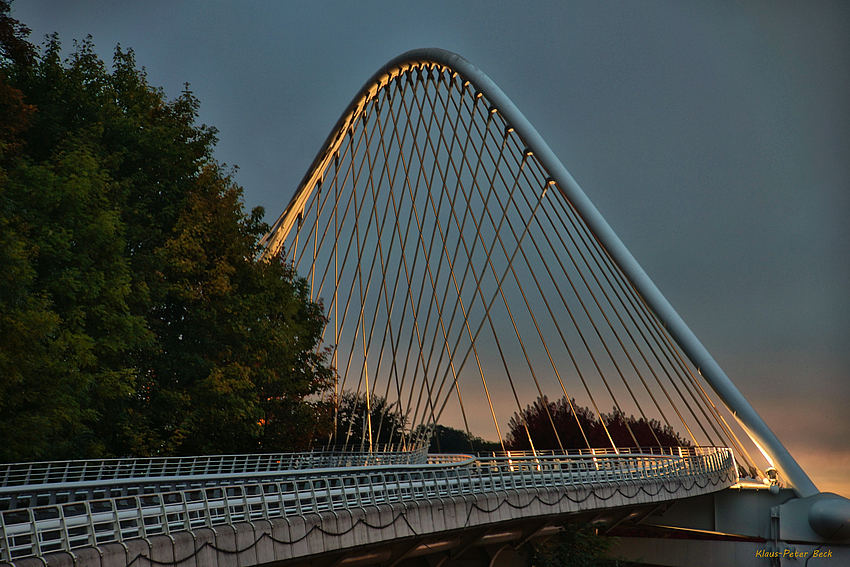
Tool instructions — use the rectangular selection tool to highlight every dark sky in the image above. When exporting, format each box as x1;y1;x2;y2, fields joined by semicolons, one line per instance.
13;1;849;496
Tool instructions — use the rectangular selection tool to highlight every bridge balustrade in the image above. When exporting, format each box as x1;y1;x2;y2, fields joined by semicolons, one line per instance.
0;448;735;561
0;448;435;511
0;446;427;490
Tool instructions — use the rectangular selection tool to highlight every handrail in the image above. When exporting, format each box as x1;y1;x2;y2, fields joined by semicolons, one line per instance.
0;453;478;510
0;448;736;561
476;446;714;459
0;447;698;502
0;446;429;489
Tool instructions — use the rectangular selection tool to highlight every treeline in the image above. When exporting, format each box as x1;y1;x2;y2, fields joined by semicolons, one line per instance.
327;392;501;453
0;3;333;461
328;392;689;454
506;396;691;451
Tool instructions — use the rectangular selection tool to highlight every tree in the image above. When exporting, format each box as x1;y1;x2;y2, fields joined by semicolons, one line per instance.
1;141;148;459
0;2;333;460
525;523;638;567
0;2;65;461
121;163;334;456
602;407;690;449
329;392;409;450
423;424;501;454
505;396;690;451
0;5;145;460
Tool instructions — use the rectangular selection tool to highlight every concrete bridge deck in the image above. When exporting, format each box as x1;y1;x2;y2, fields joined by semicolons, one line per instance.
1;449;736;566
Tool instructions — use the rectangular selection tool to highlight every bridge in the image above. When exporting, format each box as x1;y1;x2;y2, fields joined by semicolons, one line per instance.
2;49;848;567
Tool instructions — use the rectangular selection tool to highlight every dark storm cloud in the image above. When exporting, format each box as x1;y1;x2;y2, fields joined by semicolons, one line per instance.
13;0;849;494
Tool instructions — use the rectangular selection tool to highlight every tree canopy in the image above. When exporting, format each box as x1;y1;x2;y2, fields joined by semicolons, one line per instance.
330;392;409;450
425;424;501;454
0;2;333;461
505;396;691;452
525;522;639;567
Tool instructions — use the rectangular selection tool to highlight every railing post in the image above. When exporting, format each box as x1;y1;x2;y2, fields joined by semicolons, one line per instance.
0;511;9;561
160;494;170;535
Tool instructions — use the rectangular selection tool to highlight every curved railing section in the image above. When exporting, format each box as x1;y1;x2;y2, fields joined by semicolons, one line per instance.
0;448;736;561
0;445;428;489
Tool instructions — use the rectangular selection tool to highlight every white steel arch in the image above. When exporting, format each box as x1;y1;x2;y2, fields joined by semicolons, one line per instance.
260;48;817;498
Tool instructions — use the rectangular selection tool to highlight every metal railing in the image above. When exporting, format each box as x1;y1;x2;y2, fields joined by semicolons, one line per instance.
0;445;428;489
0;447;736;561
476;446;715;459
0;452;469;512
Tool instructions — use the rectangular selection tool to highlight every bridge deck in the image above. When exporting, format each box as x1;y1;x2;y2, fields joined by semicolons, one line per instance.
1;448;736;563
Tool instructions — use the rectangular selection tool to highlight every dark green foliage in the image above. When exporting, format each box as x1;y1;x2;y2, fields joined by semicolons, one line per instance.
330;392;408;449
0;3;333;461
426;424;501;454
527;523;639;567
330;395;503;453
506;396;691;451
